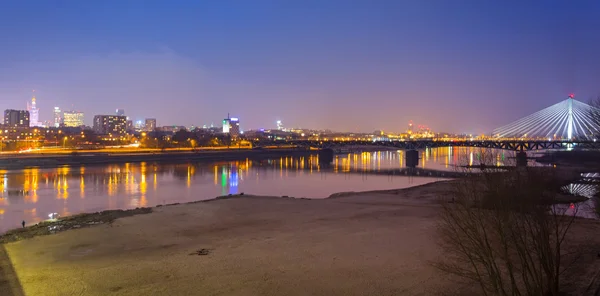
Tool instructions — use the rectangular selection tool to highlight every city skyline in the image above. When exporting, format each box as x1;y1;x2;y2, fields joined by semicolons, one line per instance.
0;94;442;134
1;1;599;134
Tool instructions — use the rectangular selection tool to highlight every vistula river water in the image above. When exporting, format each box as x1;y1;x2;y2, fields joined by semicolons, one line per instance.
0;147;573;232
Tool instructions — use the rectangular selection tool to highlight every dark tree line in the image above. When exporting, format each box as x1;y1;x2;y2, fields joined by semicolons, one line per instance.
170;129;231;147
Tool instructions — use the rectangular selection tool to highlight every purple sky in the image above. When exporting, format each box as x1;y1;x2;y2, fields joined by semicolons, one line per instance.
1;1;599;134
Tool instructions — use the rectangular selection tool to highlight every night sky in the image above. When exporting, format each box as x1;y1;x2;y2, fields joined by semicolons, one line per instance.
1;0;599;134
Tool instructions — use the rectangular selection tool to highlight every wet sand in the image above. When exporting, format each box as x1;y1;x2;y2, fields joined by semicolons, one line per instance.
1;181;600;296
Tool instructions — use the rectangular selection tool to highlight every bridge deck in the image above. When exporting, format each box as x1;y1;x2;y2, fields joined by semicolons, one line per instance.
254;140;600;151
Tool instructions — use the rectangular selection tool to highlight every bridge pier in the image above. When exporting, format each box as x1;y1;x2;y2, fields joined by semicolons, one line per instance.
516;151;527;167
405;149;419;168
318;148;334;165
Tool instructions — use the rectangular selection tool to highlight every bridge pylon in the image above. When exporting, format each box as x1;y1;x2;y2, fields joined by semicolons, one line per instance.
406;150;419;168
567;95;573;140
318;148;334;164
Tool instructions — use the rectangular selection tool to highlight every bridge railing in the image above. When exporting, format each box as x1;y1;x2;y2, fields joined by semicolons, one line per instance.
251;139;600;151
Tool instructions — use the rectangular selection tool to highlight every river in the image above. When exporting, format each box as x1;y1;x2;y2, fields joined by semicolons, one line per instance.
0;147;550;232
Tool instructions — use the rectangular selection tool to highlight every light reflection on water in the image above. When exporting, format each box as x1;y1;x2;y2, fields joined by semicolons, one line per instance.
0;147;540;232
0;151;451;232
333;147;514;171
560;173;600;219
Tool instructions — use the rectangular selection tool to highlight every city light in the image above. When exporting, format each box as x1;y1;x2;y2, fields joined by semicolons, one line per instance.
1;92;598;155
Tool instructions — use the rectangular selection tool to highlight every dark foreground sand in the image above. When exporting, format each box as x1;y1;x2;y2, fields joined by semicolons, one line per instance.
1;181;600;296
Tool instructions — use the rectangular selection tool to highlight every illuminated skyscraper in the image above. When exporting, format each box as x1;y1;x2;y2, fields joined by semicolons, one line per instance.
63;111;85;127
53;107;63;127
116;109;125;116
222;117;231;133
27;91;40;127
93;115;127;135
222;113;241;137
4;109;30;127
277;120;283;130
229;117;240;137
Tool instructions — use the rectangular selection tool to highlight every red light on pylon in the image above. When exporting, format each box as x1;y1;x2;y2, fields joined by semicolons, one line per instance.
569;93;574;98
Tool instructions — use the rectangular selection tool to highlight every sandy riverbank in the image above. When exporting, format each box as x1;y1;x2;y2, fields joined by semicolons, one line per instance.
1;181;599;296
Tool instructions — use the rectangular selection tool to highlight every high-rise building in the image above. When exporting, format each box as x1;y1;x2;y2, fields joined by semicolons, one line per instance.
222;118;231;133
222;115;241;137
93;115;127;135
145;118;157;131
4;110;30;127
116;109;125;116
277;120;283;130
230;117;240;137
27;91;40;127
63;111;85;127
53;107;63;127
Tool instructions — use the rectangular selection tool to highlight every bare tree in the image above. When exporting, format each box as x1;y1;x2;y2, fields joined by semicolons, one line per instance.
435;149;578;295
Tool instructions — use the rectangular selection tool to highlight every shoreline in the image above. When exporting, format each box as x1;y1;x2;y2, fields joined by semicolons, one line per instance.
0;181;450;242
0;178;591;243
0;148;318;170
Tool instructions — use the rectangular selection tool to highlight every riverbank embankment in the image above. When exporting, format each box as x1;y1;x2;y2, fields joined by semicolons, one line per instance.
0;148;317;170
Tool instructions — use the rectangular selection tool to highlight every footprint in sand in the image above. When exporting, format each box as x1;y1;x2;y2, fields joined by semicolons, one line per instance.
188;249;213;256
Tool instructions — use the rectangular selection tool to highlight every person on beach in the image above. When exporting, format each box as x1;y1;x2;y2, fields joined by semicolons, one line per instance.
22;220;25;228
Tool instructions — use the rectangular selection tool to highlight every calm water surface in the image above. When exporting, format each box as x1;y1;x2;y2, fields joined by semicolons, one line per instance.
0;147;523;232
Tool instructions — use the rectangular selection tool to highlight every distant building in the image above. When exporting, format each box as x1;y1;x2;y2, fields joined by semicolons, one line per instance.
229;117;240;137
126;120;133;132
42;120;53;128
93;115;127;135
53;107;63;127
4;109;30;127
197;126;222;135
27;92;41;127
145;118;157;131
222;114;240;137
277;120;283;131
159;126;186;134
222;118;231;133
134;120;145;131
63;111;85;127
116;109;125;116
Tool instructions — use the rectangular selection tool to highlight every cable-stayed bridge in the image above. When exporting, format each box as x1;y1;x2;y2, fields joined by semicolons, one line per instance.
254;95;600;151
493;95;600;140
255;95;600;146
254;96;600;152
253;95;600;167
